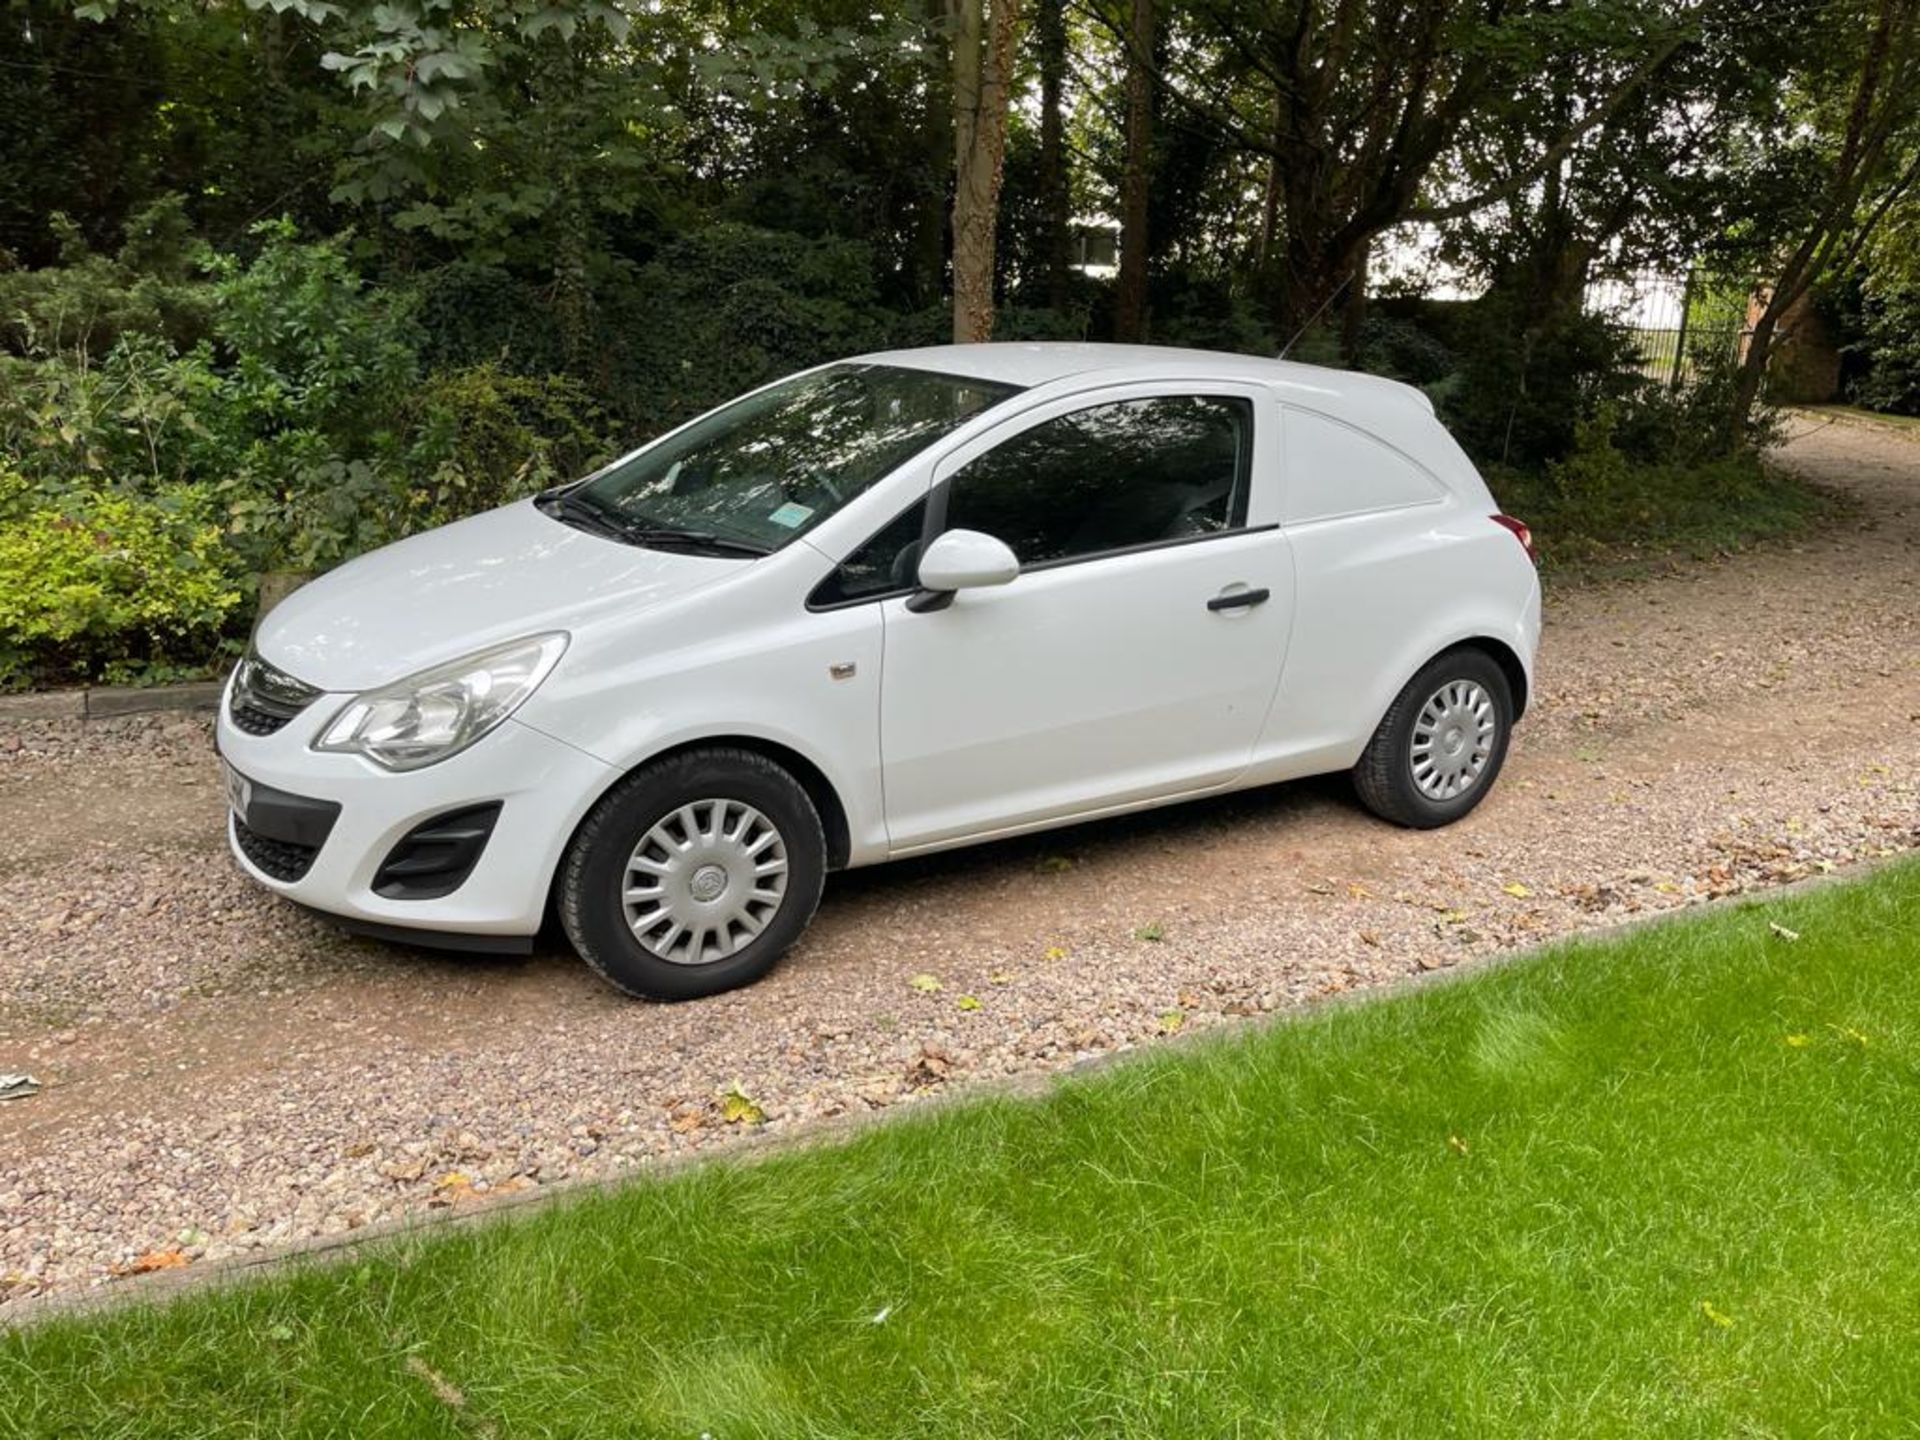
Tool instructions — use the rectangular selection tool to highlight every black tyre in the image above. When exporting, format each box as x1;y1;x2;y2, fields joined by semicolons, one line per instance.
557;747;826;1000
1353;648;1514;829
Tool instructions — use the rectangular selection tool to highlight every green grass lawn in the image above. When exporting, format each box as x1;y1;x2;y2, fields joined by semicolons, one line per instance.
8;863;1920;1438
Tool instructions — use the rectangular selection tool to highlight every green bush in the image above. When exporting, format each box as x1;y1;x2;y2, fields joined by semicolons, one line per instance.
1488;403;1833;571
0;197;211;361
1846;278;1920;415
605;224;897;429
404;364;610;524
0;476;244;688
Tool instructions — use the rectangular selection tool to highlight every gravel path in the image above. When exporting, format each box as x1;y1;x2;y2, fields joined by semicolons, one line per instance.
4;411;1917;1309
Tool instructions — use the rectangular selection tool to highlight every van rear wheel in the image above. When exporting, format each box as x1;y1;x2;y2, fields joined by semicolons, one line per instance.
558;748;826;1000
1353;648;1514;829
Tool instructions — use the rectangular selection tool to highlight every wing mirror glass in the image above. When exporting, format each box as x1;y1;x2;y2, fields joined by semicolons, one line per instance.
907;528;1020;612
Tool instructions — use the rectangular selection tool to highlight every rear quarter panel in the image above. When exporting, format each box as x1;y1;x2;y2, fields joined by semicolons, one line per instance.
1248;407;1539;783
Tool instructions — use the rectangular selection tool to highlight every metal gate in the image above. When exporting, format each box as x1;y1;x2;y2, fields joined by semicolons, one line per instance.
1584;268;1749;385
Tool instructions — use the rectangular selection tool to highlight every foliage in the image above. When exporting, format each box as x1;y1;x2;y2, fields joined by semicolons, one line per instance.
1430;292;1645;470
605;223;899;427
8;859;1920;1432
0;199;210;359
1845;278;1920;414
1490;401;1830;572
404;364;609;521
0;475;243;688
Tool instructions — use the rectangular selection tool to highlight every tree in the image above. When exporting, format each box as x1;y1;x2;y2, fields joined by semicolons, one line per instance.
1034;0;1072;309
950;0;1023;341
1144;0;1683;345
1112;0;1154;340
1726;0;1920;439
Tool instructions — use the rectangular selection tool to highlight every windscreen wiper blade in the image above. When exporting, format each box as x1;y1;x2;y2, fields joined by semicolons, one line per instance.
618;526;772;558
536;488;630;542
537;492;770;557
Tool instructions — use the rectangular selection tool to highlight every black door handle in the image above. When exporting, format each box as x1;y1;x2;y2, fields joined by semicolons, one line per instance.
1207;587;1270;612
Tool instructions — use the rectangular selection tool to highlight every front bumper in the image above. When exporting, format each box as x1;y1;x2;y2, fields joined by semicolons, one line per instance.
216;688;618;938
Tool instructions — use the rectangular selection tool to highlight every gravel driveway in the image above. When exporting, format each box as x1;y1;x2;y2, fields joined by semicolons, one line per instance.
4;411;1917;1309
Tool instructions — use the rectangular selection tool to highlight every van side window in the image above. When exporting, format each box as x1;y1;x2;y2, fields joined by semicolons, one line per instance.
943;395;1252;566
809;499;929;607
1280;406;1444;524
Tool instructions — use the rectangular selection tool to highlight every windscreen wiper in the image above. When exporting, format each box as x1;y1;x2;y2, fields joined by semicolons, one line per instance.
537;491;770;557
535;488;630;542
617;525;772;558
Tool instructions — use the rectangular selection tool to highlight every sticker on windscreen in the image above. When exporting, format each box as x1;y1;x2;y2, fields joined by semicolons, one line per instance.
767;501;814;529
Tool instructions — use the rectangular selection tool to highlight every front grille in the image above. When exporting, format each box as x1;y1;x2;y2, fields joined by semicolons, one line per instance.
234;815;319;882
228;650;322;737
230;701;289;736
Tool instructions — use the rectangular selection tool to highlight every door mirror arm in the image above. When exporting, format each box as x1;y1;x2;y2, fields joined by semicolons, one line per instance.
905;587;957;614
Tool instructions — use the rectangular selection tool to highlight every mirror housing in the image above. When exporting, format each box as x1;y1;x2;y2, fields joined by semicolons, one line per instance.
907;528;1020;613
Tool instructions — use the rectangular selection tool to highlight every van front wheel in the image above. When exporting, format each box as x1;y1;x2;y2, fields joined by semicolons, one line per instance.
558;748;827;1000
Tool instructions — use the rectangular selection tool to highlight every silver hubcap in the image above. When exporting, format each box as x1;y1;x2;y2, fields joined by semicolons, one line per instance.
1410;679;1498;800
622;799;789;966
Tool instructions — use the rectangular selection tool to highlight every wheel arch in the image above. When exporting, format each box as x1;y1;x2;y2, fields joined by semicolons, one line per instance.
562;733;855;878
1451;635;1530;720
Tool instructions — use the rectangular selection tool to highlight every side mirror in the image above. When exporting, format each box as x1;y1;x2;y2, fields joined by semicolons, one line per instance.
907;528;1020;613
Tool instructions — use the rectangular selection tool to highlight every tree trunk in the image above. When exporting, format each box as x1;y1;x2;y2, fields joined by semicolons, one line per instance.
950;0;1021;344
1254;94;1282;270
1112;0;1153;342
1339;235;1370;364
909;0;952;309
1036;0;1071;310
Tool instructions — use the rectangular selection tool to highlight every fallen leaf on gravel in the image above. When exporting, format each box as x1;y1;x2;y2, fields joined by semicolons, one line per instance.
1042;946;1067;961
955;995;981;1011
1653;880;1682;894
1347;882;1373;899
718;1083;766;1125
120;1248;189;1275
1358;930;1381;946
1502;883;1532;898
1134;922;1165;942
380;1158;427;1183
669;1107;706;1134
1438;909;1469;924
989;968;1016;984
1768;922;1802;942
907;973;943;993
1158;1010;1185;1034
1035;855;1075;874
906;1045;955;1087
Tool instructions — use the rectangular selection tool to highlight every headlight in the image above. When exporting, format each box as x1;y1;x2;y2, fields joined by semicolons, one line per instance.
313;633;568;771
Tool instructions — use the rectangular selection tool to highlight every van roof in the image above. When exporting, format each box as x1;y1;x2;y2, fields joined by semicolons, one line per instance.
858;342;1434;415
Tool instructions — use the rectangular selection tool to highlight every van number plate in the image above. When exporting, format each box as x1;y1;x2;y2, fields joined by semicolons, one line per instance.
222;760;254;820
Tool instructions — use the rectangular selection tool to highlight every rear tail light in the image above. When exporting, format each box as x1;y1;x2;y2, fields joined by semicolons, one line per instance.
1491;513;1535;564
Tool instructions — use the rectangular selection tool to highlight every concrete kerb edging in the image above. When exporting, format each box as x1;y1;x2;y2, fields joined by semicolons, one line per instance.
0;681;223;723
1;852;1901;1332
